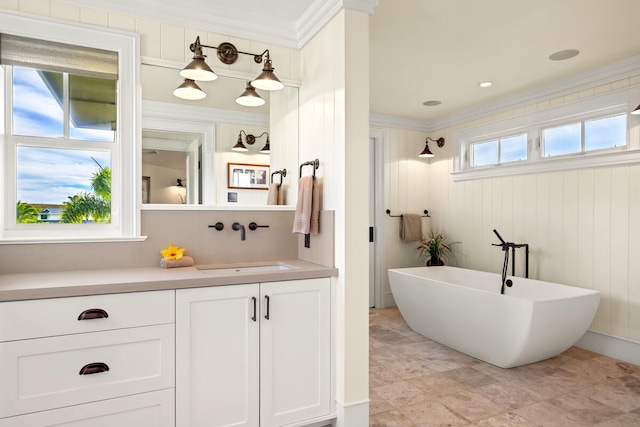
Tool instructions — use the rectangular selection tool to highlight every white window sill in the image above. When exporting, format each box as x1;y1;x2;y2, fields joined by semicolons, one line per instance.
0;236;148;245
452;149;640;182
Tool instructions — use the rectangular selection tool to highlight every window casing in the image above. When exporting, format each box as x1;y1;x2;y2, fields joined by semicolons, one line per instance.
453;87;640;181
0;12;139;242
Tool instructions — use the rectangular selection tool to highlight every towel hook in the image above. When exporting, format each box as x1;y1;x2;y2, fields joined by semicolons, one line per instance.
299;159;319;178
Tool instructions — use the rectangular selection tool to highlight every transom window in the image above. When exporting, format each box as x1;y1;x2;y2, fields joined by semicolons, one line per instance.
453;87;640;181
471;133;527;166
543;113;626;157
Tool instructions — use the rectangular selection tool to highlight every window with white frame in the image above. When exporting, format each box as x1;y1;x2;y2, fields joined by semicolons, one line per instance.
542;113;626;157
0;12;139;242
471;133;528;166
453;87;640;181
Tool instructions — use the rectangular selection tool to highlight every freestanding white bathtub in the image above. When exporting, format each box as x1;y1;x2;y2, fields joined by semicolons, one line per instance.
388;266;600;368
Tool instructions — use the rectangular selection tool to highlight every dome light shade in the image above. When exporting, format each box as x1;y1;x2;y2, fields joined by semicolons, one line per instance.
180;58;217;81
251;59;284;91
236;82;265;107
173;79;206;100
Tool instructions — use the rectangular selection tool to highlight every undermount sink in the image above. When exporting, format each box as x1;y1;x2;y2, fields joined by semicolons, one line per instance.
196;262;293;274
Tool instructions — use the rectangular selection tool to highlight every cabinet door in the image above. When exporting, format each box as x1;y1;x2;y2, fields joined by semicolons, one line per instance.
176;284;259;427
0;389;174;427
260;278;331;427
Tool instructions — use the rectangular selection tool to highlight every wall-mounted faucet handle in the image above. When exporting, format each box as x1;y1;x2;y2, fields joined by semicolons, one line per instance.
248;222;269;231
232;222;246;241
208;222;224;231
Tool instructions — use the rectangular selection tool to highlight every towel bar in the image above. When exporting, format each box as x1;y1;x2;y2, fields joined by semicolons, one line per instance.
299;159;319;178
386;209;430;218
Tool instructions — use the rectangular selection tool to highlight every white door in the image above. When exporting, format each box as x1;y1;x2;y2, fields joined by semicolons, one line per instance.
175;284;260;427
259;278;331;427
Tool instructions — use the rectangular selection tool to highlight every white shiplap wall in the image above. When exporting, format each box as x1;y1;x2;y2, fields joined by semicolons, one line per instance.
406;74;640;343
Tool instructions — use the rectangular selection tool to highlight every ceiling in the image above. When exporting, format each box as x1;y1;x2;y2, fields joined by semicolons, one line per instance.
70;0;640;122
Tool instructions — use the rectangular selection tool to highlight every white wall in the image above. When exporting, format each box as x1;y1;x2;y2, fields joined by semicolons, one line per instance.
300;7;370;417
214;122;270;205
378;128;435;296
381;72;640;343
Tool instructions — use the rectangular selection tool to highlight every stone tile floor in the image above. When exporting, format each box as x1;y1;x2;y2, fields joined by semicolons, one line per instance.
369;307;640;426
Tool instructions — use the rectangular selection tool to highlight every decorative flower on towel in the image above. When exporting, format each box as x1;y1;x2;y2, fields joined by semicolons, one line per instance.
160;243;186;260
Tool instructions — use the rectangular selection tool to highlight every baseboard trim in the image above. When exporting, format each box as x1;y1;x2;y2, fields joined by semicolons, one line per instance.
383;292;396;308
332;399;369;427
575;330;640;366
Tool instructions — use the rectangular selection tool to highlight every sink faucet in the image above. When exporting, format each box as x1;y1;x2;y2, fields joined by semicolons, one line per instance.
232;222;246;241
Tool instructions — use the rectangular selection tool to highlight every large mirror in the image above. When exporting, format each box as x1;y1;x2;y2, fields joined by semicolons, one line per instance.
141;63;299;207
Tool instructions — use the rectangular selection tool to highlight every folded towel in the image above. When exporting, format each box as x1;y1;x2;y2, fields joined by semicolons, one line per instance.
160;255;195;269
293;176;320;234
267;183;282;205
400;214;422;242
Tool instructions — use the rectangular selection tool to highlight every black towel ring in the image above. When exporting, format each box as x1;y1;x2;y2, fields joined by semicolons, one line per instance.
270;169;287;187
299;159;319;178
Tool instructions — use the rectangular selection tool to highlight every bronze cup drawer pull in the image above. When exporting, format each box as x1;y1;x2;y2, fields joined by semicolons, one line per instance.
77;308;109;321
79;362;110;375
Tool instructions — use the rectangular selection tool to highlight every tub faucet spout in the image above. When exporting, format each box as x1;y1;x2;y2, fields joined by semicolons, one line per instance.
492;229;528;294
232;222;246;241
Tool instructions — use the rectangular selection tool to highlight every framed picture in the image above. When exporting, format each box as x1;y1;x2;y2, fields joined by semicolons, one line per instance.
228;163;269;190
142;176;150;203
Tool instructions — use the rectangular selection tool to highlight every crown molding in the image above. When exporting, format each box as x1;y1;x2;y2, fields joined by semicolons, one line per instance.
62;0;376;50
371;54;640;132
296;0;378;48
428;54;640;131
369;112;432;132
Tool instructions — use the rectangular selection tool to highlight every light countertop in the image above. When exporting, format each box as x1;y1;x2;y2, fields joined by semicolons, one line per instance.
0;259;338;302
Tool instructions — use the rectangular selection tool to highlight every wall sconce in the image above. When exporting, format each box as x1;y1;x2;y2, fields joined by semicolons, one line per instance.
632;104;640;115
419;137;445;158
232;130;271;153
176;178;185;187
174;36;284;104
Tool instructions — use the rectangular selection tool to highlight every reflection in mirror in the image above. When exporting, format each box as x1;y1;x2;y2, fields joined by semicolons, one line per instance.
142;129;201;204
141;63;298;207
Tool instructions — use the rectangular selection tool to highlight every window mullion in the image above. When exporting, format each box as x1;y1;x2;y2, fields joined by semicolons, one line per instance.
63;73;69;138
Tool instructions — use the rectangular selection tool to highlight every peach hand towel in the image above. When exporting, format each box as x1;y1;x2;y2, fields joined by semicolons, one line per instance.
267;183;280;205
400;214;422;242
293;176;319;234
160;255;195;269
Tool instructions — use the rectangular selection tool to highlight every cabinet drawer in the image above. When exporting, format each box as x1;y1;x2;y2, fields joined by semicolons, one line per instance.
0;324;175;418
0;290;174;342
0;389;175;427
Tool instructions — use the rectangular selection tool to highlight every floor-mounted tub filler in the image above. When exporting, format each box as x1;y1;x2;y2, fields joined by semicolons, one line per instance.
388;266;600;368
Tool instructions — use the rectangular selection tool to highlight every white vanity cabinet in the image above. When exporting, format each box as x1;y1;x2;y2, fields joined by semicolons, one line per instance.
176;278;331;427
0;290;176;427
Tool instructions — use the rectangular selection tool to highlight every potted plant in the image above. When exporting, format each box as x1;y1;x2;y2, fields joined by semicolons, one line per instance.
417;230;457;266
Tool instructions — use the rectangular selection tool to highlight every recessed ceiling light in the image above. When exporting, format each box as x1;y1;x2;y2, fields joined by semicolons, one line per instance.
549;49;580;61
479;81;493;88
423;100;442;106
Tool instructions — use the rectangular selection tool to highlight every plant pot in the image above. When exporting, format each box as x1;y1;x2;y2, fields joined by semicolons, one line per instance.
426;257;445;266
